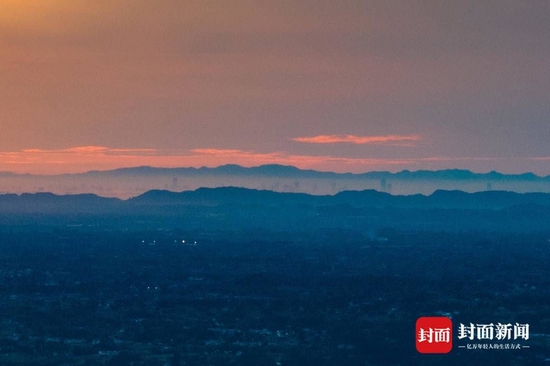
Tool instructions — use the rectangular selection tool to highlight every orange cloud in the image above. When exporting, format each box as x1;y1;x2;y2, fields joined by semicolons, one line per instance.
21;146;156;155
292;134;421;146
0;146;161;174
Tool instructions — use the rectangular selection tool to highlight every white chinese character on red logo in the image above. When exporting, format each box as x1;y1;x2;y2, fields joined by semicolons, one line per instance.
418;327;450;343
434;328;450;343
418;328;433;343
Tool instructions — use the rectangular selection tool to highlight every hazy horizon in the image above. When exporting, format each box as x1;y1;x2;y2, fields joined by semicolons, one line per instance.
1;163;549;199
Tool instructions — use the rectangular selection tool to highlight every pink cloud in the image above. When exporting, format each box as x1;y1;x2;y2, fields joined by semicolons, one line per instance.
292;134;421;146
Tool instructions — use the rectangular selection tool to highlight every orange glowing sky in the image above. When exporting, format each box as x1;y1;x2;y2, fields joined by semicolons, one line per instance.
1;1;550;175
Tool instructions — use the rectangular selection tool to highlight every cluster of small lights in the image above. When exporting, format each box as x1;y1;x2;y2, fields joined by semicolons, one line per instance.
141;239;197;245
177;239;198;245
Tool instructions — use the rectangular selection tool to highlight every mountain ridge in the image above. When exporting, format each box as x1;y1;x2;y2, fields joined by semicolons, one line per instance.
3;187;550;212
2;164;549;181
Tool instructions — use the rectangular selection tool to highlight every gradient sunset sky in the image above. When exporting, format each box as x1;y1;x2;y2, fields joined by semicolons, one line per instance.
1;1;549;175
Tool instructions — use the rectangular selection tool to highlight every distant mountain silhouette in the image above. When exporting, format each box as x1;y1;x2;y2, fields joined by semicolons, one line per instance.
364;169;541;181
80;164;339;179
68;165;549;181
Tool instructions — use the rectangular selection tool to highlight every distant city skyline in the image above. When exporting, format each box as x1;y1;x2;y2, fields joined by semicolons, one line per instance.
2;1;549;175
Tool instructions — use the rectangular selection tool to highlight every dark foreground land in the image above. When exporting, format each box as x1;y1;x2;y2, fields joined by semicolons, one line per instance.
1;227;550;365
1;187;550;365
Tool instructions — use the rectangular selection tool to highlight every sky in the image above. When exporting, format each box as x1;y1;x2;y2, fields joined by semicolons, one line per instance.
1;0;549;175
